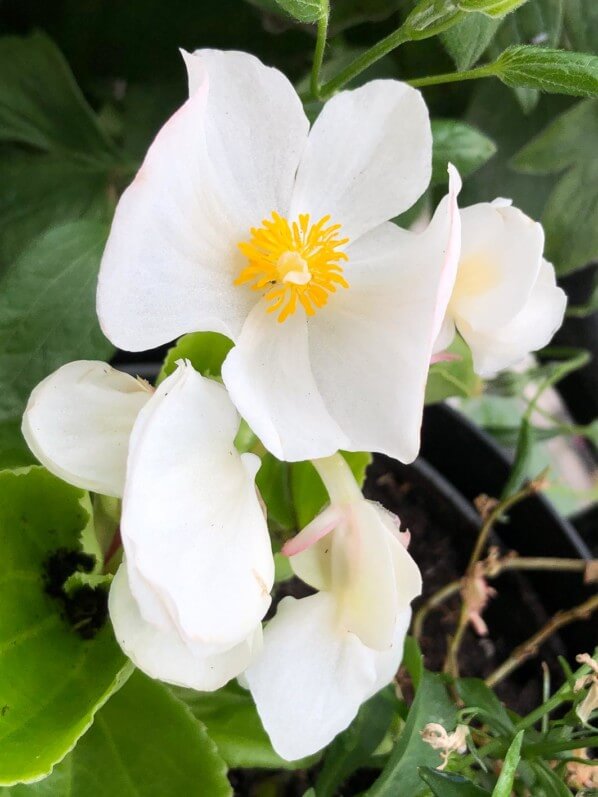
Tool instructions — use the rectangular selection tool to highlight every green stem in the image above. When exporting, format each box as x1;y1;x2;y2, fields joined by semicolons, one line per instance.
310;1;330;100
407;63;499;88
319;26;410;99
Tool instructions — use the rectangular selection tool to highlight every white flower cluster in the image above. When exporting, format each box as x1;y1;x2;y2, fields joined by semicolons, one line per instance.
22;49;565;759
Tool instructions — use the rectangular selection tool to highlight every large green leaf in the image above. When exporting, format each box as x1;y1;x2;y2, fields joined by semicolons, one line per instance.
456;678;516;735
0;148;113;267
0;467;129;786
3;672;232;796
316;687;399;797
0;33;115;154
367;671;456;796
512;99;598;273
0;34;121;267
172;681;308;770
432;120;496;185
0;221;114;466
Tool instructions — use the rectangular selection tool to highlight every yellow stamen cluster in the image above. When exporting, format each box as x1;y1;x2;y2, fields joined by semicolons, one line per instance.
235;212;350;323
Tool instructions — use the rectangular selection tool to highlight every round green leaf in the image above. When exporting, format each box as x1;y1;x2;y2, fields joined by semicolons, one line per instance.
0;467;129;786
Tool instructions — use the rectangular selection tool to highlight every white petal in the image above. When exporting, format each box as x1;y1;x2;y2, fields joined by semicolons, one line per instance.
246;593;387;760
109;564;261;691
461;260;567;377
290;80;432;242
307;204;458;463
121;361;274;648
98;50;308;351
450;202;544;331
284;504;345;592
221;304;350;461
22;361;151;497
334;501;421;650
368;606;412;697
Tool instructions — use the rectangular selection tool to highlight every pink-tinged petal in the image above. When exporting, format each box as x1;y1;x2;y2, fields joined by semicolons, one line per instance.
282;504;345;557
431;163;462;347
430;351;461;365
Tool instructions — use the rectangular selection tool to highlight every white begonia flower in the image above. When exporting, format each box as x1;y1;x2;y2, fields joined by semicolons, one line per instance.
97;48;462;464
21;359;274;690
245;454;422;760
434;200;567;377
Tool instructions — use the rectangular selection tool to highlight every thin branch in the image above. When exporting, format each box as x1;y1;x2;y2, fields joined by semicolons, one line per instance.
485;593;598;688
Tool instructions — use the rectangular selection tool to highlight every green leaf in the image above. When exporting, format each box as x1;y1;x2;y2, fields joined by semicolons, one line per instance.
456;678;515;735
432;120;496;185
402;636;424;690
171;681;308;770
272;0;326;22
3;671;232;796
257;453;296;532
419;768;491;796
367;671;456;796
158;332;234;384
511;100;598;273
403;0;465;41
486;0;564;112
425;336;481;404
0;467;129;786
441;12;502;70
564;0;598;55
0;147;114;268
0;33;115;154
291;452;372;529
329;0;404;35
530;761;572;797
0;221;114;467
495;46;598;97
491;731;523;797
316;687;399;797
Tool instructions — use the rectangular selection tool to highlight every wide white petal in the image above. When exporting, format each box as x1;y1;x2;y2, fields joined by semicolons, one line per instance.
22;361;151;497
121;361;274;648
461;260;567;377
450;203;544;332
222;304;350;461
109;564;261;691
307;188;459;463
246;593;388;760
98;49;308;351
284;504;344;592
290;80;432;242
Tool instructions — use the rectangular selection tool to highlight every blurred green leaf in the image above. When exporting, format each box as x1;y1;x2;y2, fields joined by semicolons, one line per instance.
441;12;501;70
0;221;114;467
402;636;424;690
316;687;399;797
491;731;523;797
0;34;123;266
425;336;481;404
513;99;598;273
0;32;115;154
564;0;598;55
0;467;129;786
404;0;464;41
458;0;528;14
272;0;325;23
329;0;403;34
367;671;456;796
158;332;234;384
530;761;572;796
257;453;297;531
456;678;516;735
3;671;231;796
419;768;491;796
432;119;496;185
495;46;598;97
172;681;310;770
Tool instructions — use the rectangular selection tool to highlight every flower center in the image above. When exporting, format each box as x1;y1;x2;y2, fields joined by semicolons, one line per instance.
235;212;350;323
